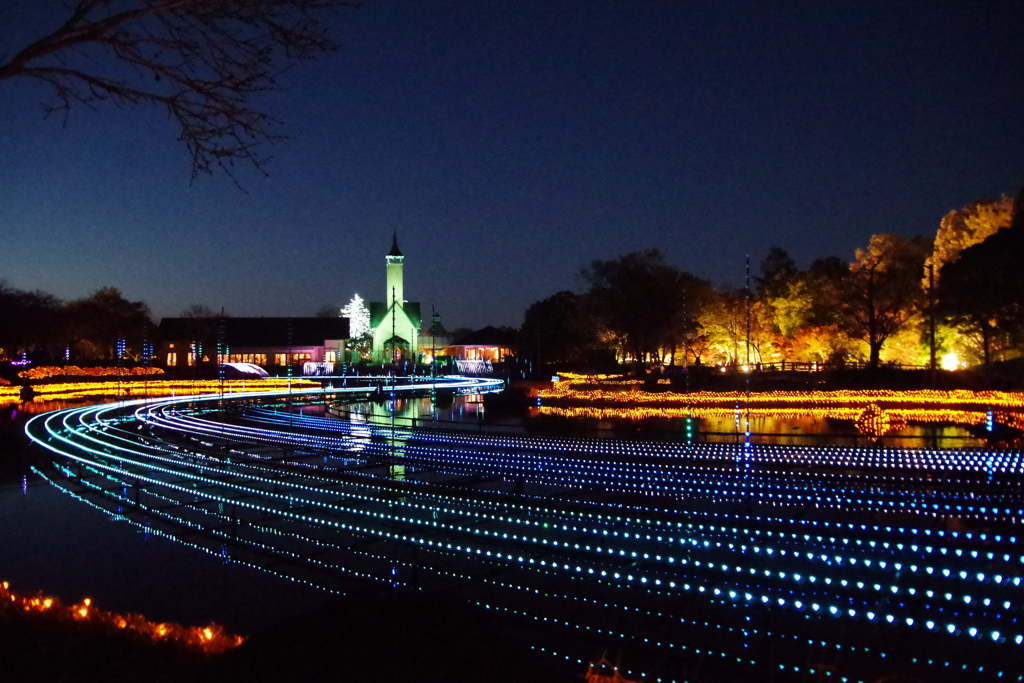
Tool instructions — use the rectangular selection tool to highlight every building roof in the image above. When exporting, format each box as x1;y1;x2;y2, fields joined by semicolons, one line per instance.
369;301;421;329
158;317;350;346
452;326;518;348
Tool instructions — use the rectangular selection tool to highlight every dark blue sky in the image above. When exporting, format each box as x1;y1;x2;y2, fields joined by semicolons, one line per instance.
1;1;1022;329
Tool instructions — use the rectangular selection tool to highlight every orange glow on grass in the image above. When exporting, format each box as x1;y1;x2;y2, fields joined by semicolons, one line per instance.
537;376;1024;431
541;377;1024;411
0;581;245;654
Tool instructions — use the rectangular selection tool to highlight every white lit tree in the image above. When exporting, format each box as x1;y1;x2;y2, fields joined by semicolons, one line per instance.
341;294;372;359
341;294;369;337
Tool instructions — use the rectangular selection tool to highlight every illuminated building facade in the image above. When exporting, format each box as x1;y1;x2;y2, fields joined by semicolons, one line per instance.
443;326;516;362
157;317;349;372
369;233;421;363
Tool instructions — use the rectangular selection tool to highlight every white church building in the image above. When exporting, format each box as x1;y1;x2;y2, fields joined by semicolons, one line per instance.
369;233;421;364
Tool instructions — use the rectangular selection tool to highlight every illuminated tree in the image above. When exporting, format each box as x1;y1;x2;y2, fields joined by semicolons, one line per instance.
663;273;715;367
840;234;930;368
341;294;370;338
768;279;813;338
788;324;855;365
765;256;844;337
927;192;1021;367
925;195;1013;289
698;289;746;366
0;0;357;184
938;196;1024;366
340;293;372;359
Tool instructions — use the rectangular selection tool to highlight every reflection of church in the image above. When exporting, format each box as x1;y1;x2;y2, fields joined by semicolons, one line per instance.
369;233;421;363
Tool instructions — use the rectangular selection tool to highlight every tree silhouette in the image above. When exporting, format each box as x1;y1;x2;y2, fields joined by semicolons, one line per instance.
521;290;605;369
63;287;153;361
840;234;929;368
0;281;62;359
938;194;1024;366
583;249;687;374
0;0;358;185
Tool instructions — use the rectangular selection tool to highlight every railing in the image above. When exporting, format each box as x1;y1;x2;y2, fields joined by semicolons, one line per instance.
684;360;931;373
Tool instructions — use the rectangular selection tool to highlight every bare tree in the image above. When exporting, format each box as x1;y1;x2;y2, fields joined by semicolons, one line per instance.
0;0;358;185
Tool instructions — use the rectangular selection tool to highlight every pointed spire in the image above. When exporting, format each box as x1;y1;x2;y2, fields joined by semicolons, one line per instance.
388;230;403;257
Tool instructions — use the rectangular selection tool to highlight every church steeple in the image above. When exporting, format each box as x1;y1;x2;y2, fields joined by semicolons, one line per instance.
388;230;403;257
370;232;420;364
386;231;404;306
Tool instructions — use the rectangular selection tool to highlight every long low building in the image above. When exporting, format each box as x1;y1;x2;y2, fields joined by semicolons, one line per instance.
157;317;350;373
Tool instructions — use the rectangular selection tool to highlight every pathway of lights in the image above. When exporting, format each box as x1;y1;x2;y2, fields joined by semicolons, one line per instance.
24;379;1024;683
0;580;245;654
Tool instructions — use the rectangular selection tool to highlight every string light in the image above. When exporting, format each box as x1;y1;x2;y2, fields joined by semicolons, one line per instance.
22;379;1024;683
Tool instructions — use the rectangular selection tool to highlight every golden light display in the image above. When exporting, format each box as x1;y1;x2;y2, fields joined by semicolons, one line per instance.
534;404;1017;427
543;375;1024;410
24;378;317;399
539;375;1024;435
854;404;907;439
18;366;165;380
0;581;245;654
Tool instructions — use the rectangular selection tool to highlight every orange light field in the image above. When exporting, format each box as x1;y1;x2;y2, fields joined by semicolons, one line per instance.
0;581;245;654
544;374;1024;410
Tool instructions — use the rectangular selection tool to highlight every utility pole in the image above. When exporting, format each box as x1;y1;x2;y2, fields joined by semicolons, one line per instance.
431;305;437;381
745;254;751;369
391;285;397;390
929;263;937;387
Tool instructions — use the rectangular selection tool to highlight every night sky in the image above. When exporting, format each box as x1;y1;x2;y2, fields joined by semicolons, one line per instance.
1;1;1022;330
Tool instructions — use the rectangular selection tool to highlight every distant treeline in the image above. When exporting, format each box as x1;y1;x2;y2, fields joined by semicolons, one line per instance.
0;286;151;364
519;191;1024;373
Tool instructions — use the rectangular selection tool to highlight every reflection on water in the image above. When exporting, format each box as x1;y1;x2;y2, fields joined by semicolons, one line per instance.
304;390;1020;449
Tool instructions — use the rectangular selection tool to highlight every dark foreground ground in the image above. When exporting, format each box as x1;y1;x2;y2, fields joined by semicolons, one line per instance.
0;590;575;683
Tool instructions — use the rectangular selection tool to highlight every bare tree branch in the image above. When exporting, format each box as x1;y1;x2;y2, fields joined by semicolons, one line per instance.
0;0;360;186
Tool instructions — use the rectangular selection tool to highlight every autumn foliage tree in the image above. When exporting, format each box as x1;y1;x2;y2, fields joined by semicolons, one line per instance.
0;0;357;184
938;189;1024;366
925;196;1014;289
839;234;930;368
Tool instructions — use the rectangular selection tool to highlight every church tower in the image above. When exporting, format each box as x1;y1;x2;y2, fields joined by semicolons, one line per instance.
369;233;421;364
386;231;404;306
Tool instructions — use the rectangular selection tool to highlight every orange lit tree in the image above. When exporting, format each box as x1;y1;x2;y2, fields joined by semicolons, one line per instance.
839;233;930;368
938;190;1024;366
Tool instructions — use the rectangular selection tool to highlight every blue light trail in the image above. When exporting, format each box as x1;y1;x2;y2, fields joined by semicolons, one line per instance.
24;378;1024;682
